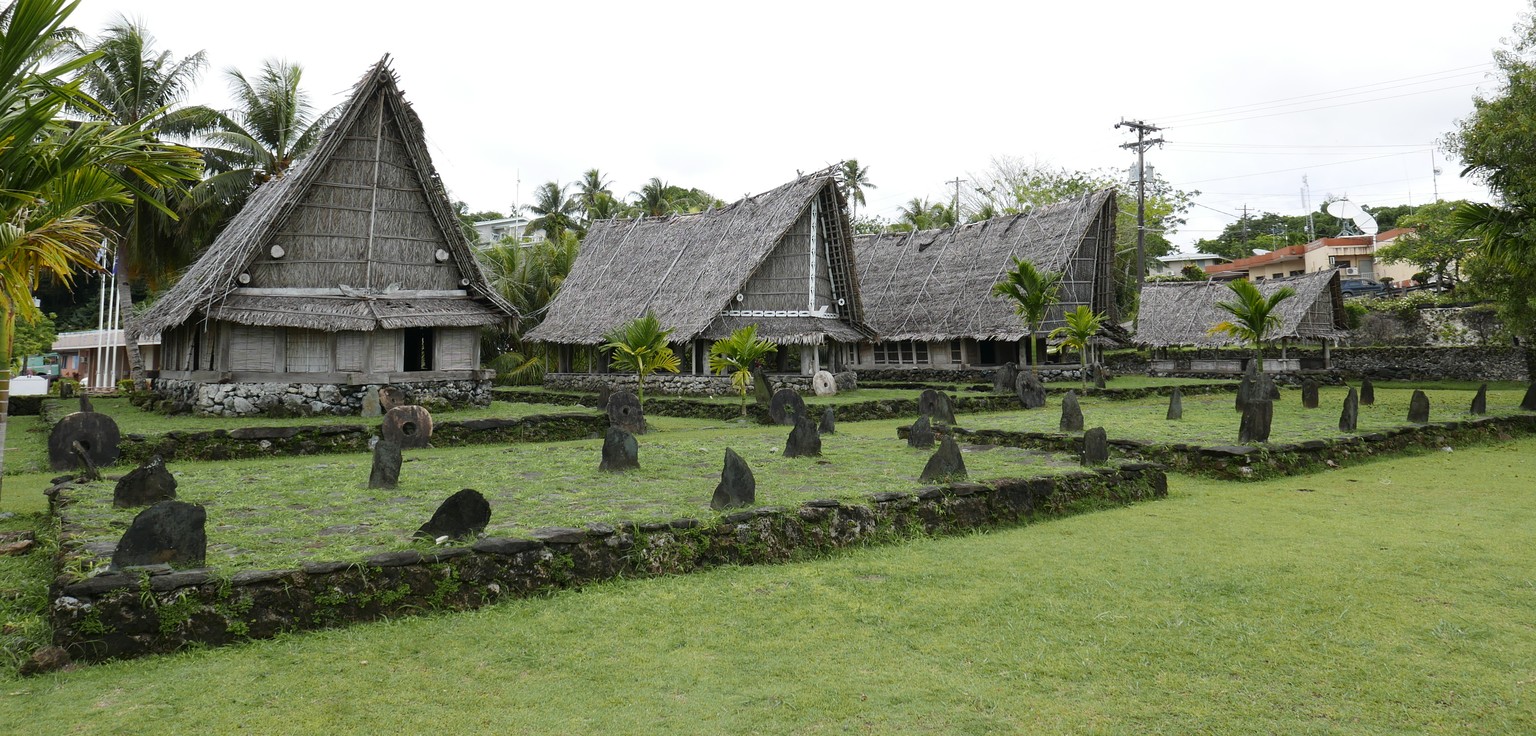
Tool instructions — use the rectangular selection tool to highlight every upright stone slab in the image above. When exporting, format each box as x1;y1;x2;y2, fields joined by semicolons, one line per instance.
47;412;121;472
711;448;755;510
368;438;402;489
606;390;646;434
993;362;1019;395
907;414;935;449
415;489;491;540
113;455;177;508
1081;427;1109;466
918;389;957;425
783;412;822;458
1407;390;1431;424
1257;373;1278;404
1166;388;1184;420
818;407;836;435
1521;382;1536;411
751;368;773;406
599;426;640;472
110;500;206;570
1301;380;1320;409
381;405;434;449
58;380;74;399
1361;378;1376;405
1471;383;1488;416
1059;391;1084;432
78;392;93;413
1339;387;1359;431
1239;399;1273;444
768;388;805;426
1092;364;1107;390
812;370;838;397
1236;362;1258;412
378;385;408;412
1015;372;1046;410
360;386;384;418
920;435;967;482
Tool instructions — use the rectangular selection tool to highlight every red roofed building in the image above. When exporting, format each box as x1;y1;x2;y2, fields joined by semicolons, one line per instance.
1204;227;1417;285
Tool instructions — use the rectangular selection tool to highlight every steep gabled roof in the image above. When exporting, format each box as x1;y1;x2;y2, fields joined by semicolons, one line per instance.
527;171;867;345
138;58;515;336
853;190;1117;342
1133;270;1348;348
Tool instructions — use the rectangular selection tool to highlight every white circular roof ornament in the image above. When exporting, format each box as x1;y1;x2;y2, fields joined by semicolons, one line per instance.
237;272;251;284
270;245;285;259
435;249;450;263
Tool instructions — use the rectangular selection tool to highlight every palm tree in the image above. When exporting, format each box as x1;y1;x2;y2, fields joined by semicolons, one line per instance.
708;324;778;416
71;16;216;382
990;257;1062;376
1049;306;1107;388
840;159;875;221
897;197;934;231
632;177;675;217
0;0;203;486
476;233;578;384
203;59;333;187
603;312;681;408
524;181;582;242
1207;279;1296;371
577;168;613;223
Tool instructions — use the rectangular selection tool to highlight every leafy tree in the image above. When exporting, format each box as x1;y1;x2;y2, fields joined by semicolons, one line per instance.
576;168;614;223
524;181;582;241
852;214;888;235
1180;263;1208;281
707;324;777;416
1207;279;1296;371
892;197;956;231
989;257;1062;377
630;178;719;217
477;233;577;384
0;0;202;485
839;159;875;221
1048;306;1105;388
12;312;57;370
603;312;680;408
1375;200;1476;287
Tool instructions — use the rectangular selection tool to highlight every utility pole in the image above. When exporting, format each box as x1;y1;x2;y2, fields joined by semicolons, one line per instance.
1240;204;1249;249
1430;149;1442;203
946;177;966;226
1116;119;1163;292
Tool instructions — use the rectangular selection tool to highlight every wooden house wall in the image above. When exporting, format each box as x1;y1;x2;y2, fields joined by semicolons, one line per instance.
284;329;332;372
370;330;402;373
335;332;367;372
434;328;478;370
739;205;837;313
229;325;278;372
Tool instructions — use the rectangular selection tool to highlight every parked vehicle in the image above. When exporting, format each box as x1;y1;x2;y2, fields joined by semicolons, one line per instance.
1339;278;1388;298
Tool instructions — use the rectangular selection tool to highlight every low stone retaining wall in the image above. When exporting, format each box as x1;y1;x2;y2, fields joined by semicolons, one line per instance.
1329;346;1531;382
541;371;858;397
47;465;1168;663
905;414;1536;480
149;379;493;418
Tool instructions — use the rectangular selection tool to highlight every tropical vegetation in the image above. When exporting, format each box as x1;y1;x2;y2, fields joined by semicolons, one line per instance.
1207;279;1296;371
1047;305;1105;388
989;257;1061;377
707;324;777;416
603;312;681;407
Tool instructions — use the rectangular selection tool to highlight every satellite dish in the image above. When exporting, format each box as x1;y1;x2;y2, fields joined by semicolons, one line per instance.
1324;199;1380;237
1252;248;1268;256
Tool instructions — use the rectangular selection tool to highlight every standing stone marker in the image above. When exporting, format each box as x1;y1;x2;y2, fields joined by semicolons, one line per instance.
711;448;755;510
1361;378;1376;405
812;370;838;397
1081;427;1109;466
599;427;640;472
378;385;408;412
369;438;402;489
907;414;936;449
47;412;121;472
58;380;74;399
1166;388;1184;420
1015;372;1046;409
783;412;822;458
1407;390;1431;424
78;392;93;413
1092;364;1107;390
1339;387;1359;431
768;388;805;425
918;389;957;425
1238;400;1273;444
1301;380;1320;409
818;407;836;435
110;500;206;570
606;390;646;434
360;386;384;418
752;368;773;406
114;455;177;508
382;405;434;449
920;435;967;482
993;362;1019;395
1521;382;1536;411
1059;391;1084;432
1471;383;1488;416
415;489;491;540
1236;362;1258;412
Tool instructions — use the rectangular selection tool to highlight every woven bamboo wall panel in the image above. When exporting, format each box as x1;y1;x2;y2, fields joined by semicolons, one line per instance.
284;329;331;372
229;325;277;372
434;327;477;370
370;330;401;373
335;331;366;372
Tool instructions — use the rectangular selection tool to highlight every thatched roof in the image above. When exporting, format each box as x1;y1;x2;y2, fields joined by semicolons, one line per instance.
138;57;515;336
1132;270;1348;348
526;170;869;346
853;190;1117;342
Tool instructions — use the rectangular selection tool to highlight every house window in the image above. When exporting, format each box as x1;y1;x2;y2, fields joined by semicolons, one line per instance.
403;327;434;372
950;340;963;363
873;340;930;365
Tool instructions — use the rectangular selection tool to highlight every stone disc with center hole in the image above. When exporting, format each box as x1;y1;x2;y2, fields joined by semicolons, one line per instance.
381;405;434;449
48;411;121;471
768;389;805;425
606;390;645;434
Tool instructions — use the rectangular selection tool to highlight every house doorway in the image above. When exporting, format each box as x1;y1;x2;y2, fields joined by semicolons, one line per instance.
404;327;434;372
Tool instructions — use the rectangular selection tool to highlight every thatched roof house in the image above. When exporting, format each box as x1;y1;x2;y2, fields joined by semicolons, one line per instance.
527;170;869;375
137;59;516;416
849;190;1117;369
1133;270;1347;349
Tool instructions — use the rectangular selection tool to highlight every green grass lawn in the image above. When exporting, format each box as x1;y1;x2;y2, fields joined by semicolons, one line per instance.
965;384;1530;446
57;417;1081;573
2;438;1532;733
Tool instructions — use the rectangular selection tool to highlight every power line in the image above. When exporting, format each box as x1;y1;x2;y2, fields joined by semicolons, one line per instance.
1116;118;1163;293
1180;151;1421;185
1153;62;1493;122
1169;82;1482;129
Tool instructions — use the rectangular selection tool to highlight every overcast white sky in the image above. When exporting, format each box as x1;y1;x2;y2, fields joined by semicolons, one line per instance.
71;0;1529;249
